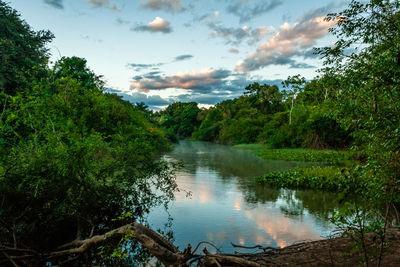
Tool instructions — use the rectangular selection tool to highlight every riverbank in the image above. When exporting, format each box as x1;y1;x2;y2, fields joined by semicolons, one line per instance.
256;166;366;192
234;144;363;192
11;221;398;266
240;227;400;266
234;144;354;165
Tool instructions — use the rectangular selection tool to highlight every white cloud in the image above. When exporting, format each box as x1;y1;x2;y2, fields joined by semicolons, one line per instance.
132;17;172;33
148;17;171;32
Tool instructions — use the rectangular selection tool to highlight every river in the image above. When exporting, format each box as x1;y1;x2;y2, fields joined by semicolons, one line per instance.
147;141;339;253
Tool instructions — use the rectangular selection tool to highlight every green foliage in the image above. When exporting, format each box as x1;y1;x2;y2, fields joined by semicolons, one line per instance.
244;82;283;114
0;69;175;251
53;56;104;89
181;79;352;149
310;2;400;263
316;0;400;218
0;2;176;264
159;101;201;140
218;107;265;144
0;1;53;94
235;144;353;164
257;166;365;192
192;108;223;141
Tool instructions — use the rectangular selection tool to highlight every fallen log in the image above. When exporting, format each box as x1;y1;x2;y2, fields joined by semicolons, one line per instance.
1;223;400;266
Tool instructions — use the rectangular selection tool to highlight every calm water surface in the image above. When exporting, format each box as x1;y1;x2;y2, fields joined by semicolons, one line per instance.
148;141;339;253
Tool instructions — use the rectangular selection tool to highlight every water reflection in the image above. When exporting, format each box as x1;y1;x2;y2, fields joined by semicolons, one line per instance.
148;141;340;253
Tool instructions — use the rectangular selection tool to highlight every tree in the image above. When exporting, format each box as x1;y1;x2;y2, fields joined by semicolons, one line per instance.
282;75;306;125
245;82;283;114
317;1;400;263
161;102;201;139
53;56;104;90
194;108;223;141
0;2;176;264
0;1;53;95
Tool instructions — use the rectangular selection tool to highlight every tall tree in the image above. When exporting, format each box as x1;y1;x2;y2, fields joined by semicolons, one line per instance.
318;0;400;225
282;75;306;125
0;1;53;94
0;2;176;265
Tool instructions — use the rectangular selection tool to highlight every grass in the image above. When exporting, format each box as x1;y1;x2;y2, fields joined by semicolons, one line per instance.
256;166;365;192
234;144;353;165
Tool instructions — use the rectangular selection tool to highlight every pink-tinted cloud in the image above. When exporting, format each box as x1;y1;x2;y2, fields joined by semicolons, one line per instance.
130;68;231;92
236;16;336;72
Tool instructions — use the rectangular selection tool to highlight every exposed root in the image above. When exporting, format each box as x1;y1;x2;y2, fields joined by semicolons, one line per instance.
1;223;400;266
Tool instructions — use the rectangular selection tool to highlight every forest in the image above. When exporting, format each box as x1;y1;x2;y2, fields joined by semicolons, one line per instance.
1;0;400;266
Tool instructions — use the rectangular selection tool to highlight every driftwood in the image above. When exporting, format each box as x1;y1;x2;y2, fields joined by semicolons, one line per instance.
0;222;265;266
1;223;400;266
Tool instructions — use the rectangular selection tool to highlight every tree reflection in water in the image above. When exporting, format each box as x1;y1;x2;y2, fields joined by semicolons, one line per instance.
147;141;344;255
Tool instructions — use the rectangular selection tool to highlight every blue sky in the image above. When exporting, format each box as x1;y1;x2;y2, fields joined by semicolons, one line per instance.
8;0;347;109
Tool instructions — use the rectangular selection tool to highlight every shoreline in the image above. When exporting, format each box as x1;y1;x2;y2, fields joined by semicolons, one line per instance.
229;228;400;266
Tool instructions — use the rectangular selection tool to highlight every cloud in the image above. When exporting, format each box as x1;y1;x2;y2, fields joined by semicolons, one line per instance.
130;68;231;92
105;88;170;109
170;77;284;105
132;17;172;33
226;0;283;23
174;54;193;61
236;16;335;72
129;92;170;106
43;0;63;9
297;2;344;23
81;35;103;43
87;0;121;11
129;68;284;105
128;63;164;72
128;54;192;71
209;22;273;45
172;93;231;105
141;0;185;13
116;18;130;25
289;62;316;69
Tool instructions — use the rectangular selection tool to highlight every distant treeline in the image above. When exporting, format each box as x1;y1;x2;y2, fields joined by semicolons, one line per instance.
155;75;352;149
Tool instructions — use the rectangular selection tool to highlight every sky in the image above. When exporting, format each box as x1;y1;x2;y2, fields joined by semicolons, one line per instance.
8;0;347;109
